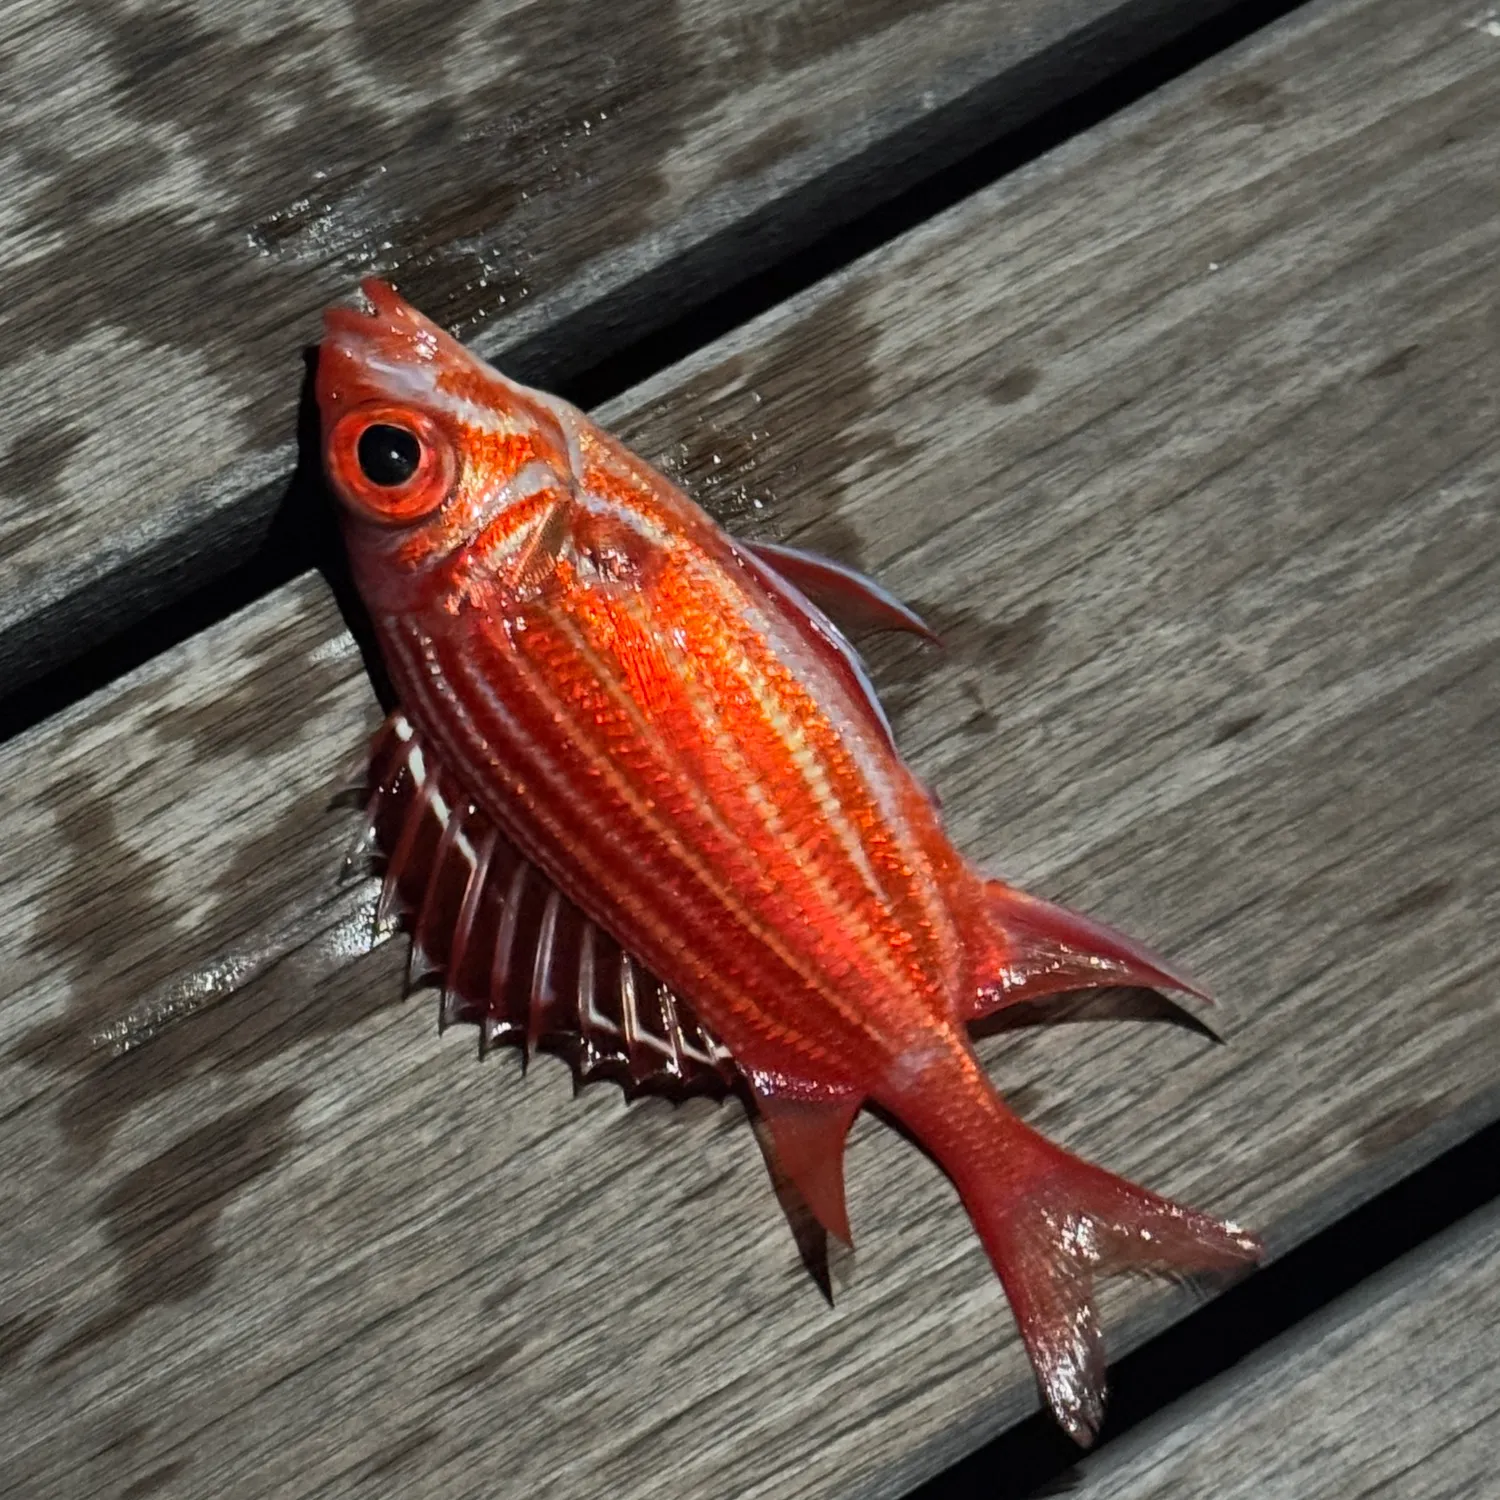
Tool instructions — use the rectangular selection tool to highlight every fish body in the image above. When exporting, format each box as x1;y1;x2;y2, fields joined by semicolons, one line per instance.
318;280;1260;1442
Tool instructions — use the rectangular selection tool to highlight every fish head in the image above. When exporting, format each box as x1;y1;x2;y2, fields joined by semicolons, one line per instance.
317;278;575;607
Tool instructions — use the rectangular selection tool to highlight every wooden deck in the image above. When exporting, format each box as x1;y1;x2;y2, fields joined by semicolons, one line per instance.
2;0;1497;1496
0;0;1267;698
1070;1200;1500;1498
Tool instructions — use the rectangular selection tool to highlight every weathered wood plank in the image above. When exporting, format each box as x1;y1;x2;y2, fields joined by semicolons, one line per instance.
2;0;1498;1496
1068;1200;1500;1499
0;0;1263;700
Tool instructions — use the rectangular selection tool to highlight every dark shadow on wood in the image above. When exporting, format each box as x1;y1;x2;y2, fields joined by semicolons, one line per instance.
971;988;1222;1046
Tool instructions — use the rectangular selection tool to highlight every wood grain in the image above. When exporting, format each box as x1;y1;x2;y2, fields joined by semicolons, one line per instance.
2;0;1497;1495
1069;1200;1500;1499
0;0;1260;700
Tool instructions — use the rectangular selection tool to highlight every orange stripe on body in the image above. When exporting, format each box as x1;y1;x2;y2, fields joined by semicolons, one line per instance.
393;616;870;1077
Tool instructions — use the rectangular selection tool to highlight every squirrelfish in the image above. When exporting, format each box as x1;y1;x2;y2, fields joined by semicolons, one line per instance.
317;279;1261;1442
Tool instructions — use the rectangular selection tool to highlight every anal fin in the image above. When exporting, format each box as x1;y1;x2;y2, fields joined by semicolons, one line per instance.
970;878;1212;1023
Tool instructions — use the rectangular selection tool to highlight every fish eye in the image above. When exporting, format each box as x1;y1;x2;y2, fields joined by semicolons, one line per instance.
326;405;455;526
357;423;422;487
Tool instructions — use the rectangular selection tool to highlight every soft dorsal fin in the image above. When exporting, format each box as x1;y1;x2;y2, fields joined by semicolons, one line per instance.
355;713;739;1099
732;540;903;754
744;1070;863;1247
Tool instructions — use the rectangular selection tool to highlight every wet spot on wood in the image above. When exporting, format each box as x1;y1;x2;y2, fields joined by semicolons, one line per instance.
3;0;730;439
1003;1081;1047;1119
721;0;945;74
11;772;170;1078
209;787;339;902
711;118;815;187
1212;77;1286;123
0;1309;54;1373
955;680;1000;737
2;420;86;504
1364;344;1421;380
922;600;1053;677
53;923;407;1163
635;398;780;534
359;1424;442;1480
755;281;919;522
382;0;719;336
480;1283;521;1317
93;1419;153;1459
865;601;1050;721
792;514;871;574
985;365;1041;405
675;1167;741;1208
619;279;908;545
1213;710;1264;744
349;0;482;83
49;1089;303;1362
437;1341;524;1391
147;630;355;761
1355;1097;1448;1159
1372;877;1453;925
120;1461;188;1500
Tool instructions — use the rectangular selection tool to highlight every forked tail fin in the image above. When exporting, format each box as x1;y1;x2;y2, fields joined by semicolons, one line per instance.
958;1116;1261;1443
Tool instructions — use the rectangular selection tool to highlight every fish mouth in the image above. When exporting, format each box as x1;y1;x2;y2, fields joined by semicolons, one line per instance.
316;277;448;420
321;276;406;342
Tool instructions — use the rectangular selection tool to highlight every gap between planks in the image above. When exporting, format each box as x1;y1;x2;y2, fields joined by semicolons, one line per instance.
0;0;1279;703
1065;1198;1500;1500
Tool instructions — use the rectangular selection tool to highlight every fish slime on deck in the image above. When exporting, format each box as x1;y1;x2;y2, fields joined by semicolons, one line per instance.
316;277;1261;1444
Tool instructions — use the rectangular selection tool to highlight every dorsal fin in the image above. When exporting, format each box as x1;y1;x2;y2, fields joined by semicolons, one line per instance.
966;878;1213;1022
359;713;740;1100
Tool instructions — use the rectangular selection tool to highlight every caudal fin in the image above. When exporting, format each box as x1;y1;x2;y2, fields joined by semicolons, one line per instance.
962;1119;1261;1443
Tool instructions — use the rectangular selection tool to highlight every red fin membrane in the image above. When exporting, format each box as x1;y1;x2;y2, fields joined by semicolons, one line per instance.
746;1073;862;1246
960;1118;1262;1444
743;541;939;642
750;1116;836;1300
970;878;1212;1021
362;713;739;1100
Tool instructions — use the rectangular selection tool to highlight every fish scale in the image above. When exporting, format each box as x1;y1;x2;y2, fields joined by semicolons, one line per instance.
318;277;1262;1445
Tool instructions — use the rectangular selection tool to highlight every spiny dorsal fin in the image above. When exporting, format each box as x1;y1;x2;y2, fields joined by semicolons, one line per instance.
358;712;740;1100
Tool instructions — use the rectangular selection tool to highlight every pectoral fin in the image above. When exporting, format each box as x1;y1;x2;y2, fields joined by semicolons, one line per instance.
744;541;939;641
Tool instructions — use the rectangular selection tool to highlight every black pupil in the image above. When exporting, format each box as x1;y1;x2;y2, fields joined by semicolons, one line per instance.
357;423;422;487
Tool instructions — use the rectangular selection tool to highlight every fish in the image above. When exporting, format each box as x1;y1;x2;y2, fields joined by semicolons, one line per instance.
316;277;1262;1444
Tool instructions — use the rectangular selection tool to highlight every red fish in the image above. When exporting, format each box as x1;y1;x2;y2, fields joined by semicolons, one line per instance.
317;278;1261;1443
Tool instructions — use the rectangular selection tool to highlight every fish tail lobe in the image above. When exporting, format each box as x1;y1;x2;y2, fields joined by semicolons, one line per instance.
951;1109;1261;1444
